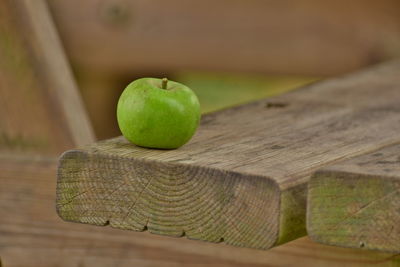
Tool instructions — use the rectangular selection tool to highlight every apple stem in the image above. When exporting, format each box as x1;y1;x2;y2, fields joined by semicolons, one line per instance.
161;78;168;89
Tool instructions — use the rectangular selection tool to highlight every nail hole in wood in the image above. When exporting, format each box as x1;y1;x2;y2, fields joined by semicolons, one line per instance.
265;102;288;108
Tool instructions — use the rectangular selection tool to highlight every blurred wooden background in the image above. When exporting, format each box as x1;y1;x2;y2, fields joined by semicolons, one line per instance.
49;0;400;76
1;0;400;266
48;0;400;140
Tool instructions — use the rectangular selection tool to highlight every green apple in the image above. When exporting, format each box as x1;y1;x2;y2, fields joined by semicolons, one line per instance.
117;77;201;149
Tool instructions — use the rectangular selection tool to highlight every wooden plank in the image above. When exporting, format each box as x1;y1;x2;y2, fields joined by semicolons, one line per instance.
78;72;316;140
308;144;400;253
1;156;400;266
56;60;400;249
47;0;400;76
0;0;94;155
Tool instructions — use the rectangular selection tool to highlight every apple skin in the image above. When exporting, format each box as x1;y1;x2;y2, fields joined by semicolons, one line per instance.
117;78;201;149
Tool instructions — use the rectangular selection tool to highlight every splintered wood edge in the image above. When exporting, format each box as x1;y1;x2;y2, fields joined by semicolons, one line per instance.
307;169;400;253
56;150;282;249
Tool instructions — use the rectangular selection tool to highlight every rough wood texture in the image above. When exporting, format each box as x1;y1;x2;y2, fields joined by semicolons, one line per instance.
47;0;400;76
0;0;94;155
57;60;400;249
2;156;400;266
308;144;400;253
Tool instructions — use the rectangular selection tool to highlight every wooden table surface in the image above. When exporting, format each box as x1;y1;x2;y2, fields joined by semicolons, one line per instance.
57;60;400;250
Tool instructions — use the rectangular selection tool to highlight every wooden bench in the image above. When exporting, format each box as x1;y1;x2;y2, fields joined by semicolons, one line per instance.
2;0;400;265
3;156;400;266
57;60;400;250
308;144;400;253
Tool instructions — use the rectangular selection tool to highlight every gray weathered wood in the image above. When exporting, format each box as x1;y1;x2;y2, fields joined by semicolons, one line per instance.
0;155;273;266
4;155;400;266
308;144;400;253
57;61;400;249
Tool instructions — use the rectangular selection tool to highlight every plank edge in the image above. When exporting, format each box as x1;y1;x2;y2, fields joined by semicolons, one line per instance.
56;149;283;250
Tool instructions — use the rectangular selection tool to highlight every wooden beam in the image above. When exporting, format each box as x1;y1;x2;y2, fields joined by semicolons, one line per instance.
57;61;400;249
308;144;400;253
47;0;400;76
0;0;94;156
1;156;399;266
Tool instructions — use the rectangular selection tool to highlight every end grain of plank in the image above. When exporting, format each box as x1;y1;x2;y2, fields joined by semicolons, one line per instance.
4;155;400;266
57;61;400;249
308;144;400;253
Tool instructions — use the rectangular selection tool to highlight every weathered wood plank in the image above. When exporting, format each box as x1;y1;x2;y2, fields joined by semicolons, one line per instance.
57;61;400;249
308;144;400;253
48;0;400;76
77;72;315;140
1;156;400;266
0;0;94;155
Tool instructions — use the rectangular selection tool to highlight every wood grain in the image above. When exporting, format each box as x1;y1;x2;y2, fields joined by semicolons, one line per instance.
57;60;400;249
0;0;94;156
1;156;400;266
308;144;400;253
47;0;400;76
